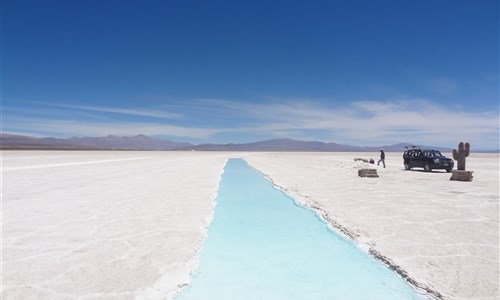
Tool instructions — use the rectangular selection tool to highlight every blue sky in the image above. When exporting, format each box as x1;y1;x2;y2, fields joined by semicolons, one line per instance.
2;0;499;149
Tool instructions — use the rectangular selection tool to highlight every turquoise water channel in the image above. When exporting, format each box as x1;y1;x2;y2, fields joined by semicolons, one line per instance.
176;159;426;300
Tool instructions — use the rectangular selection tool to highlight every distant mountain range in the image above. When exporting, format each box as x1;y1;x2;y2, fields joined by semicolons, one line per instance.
176;139;412;152
2;133;494;152
0;134;191;151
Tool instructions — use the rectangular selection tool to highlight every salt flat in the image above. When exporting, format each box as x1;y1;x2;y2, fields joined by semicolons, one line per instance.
241;152;499;300
2;151;499;299
2;151;228;299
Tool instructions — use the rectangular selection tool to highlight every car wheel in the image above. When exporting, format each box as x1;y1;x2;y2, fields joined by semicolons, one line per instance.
446;168;452;173
404;163;410;170
424;164;431;172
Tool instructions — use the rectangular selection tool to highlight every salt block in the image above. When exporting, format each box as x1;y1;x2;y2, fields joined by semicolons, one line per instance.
450;170;474;182
358;169;379;178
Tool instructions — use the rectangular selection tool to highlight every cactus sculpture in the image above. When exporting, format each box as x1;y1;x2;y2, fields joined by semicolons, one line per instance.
452;142;470;170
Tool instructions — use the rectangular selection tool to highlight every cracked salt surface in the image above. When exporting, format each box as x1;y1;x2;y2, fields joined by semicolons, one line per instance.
2;151;229;299
241;152;499;299
3;151;498;299
176;159;427;300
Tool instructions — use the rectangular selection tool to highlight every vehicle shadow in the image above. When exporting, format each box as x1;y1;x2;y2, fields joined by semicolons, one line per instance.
402;169;451;174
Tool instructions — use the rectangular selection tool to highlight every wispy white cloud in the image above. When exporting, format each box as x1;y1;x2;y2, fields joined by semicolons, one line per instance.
3;116;217;139
3;98;499;149
32;102;185;119
194;98;499;148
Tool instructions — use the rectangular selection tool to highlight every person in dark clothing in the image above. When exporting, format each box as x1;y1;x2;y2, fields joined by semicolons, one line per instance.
377;149;386;168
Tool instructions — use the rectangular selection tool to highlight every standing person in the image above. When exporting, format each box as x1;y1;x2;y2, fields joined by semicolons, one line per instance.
378;149;386;168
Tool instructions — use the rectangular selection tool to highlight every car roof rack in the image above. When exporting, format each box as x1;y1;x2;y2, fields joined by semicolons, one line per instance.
404;145;420;150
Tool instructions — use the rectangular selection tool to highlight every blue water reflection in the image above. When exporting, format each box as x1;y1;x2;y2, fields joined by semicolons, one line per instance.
176;159;426;300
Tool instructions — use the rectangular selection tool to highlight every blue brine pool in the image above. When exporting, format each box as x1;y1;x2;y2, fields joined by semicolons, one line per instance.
176;159;426;300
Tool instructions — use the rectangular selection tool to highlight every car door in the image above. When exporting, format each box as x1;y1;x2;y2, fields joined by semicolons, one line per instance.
407;150;418;168
414;150;425;168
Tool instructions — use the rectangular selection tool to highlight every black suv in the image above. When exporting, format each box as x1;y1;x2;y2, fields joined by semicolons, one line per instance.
403;146;454;172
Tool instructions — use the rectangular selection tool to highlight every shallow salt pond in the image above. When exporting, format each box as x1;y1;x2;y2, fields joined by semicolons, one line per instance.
176;159;426;300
